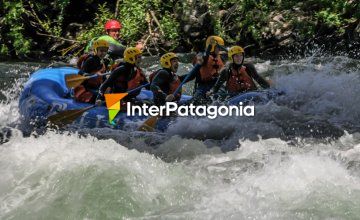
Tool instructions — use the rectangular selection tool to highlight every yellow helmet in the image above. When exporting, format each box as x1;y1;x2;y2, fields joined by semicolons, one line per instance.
205;36;225;52
124;47;142;64
160;52;178;68
93;39;109;53
228;46;245;62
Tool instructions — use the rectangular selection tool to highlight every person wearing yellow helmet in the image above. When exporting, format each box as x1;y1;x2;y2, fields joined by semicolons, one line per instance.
207;45;270;98
77;39;110;74
179;35;227;105
150;52;190;105
96;47;149;105
73;39;110;104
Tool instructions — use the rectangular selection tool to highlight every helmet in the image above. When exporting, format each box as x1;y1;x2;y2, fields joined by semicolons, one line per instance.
93;39;109;53
228;46;244;62
104;19;122;31
124;47;142;64
205;36;225;52
160;52;178;68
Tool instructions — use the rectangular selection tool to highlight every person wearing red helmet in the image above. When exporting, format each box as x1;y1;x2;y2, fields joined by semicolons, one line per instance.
85;19;143;62
85;19;125;60
104;19;122;40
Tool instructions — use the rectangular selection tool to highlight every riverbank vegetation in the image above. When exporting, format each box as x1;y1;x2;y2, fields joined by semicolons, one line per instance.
1;0;359;60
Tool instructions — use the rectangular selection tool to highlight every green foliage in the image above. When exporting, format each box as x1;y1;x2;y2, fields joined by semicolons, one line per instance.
2;1;31;56
292;19;317;38
28;0;71;37
76;3;115;43
316;10;342;27
118;0;148;44
159;13;180;49
0;0;358;59
1;44;9;55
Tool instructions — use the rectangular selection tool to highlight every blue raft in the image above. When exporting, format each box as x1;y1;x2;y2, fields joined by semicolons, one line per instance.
19;67;280;131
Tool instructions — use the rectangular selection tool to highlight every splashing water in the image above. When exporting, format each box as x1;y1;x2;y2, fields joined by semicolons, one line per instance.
0;56;359;219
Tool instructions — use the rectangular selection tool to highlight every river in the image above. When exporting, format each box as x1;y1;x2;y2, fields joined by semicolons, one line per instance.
0;55;359;219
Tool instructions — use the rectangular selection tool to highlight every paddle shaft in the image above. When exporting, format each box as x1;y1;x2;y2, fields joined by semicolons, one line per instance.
80;72;111;80
127;83;149;94
49;83;150;127
172;67;197;96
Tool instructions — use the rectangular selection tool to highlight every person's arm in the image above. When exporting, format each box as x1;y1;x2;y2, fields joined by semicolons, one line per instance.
98;66;124;97
179;64;201;83
141;73;151;90
108;43;126;59
202;44;212;65
150;70;169;97
212;68;229;93
244;63;270;89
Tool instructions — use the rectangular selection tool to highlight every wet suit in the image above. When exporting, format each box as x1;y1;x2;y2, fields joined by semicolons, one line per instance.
97;62;149;103
150;68;189;106
78;55;106;75
74;54;106;103
85;35;126;64
183;45;226;105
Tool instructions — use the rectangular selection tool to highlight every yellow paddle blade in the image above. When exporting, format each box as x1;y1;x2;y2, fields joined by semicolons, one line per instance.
65;74;89;88
138;115;160;132
48;105;95;127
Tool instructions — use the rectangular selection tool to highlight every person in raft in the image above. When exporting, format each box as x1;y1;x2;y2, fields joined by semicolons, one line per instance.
183;35;227;105
73;39;109;103
96;47;149;106
207;45;270;99
150;52;191;106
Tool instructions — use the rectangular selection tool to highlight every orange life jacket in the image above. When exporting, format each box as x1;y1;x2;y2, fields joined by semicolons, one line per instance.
127;68;146;91
199;55;224;82
74;73;103;103
226;66;256;93
74;85;93;103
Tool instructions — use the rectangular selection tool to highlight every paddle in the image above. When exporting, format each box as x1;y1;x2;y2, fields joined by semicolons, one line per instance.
65;72;111;88
138;70;195;132
48;83;150;127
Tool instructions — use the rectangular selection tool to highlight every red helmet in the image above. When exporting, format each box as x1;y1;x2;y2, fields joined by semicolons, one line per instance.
104;19;122;31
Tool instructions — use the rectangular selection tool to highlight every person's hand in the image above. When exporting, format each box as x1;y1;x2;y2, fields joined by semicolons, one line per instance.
165;94;175;102
95;93;104;106
206;91;213;97
95;99;103;106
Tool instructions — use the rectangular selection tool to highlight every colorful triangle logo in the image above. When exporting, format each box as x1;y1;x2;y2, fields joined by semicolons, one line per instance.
104;93;128;124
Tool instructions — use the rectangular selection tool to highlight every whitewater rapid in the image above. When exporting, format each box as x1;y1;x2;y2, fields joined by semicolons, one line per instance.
0;56;359;219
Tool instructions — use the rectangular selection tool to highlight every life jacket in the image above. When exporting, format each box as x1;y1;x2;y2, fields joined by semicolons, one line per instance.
113;66;144;94
150;70;181;98
74;85;94;103
73;73;103;103
169;74;182;100
77;53;91;70
149;69;161;83
77;54;106;73
226;66;256;93
127;68;146;91
199;54;224;82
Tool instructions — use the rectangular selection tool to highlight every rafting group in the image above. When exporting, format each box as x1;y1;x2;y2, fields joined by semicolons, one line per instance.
72;19;271;110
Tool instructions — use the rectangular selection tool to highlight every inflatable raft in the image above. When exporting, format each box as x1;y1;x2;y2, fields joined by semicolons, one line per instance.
19;67;280;131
